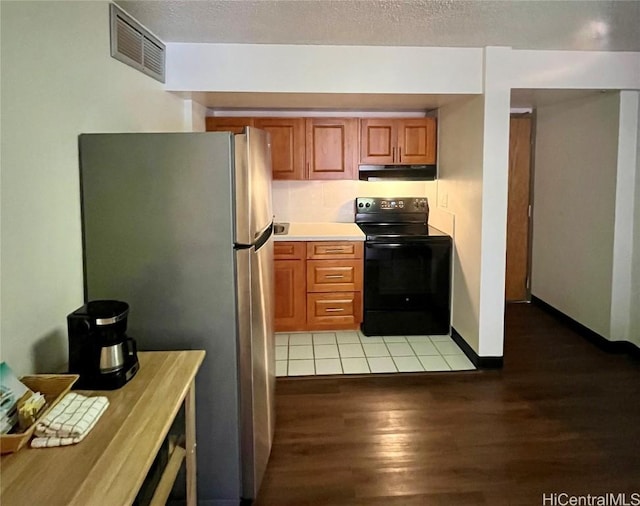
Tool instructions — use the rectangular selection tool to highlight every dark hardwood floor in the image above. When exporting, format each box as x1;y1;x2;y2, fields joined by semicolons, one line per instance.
256;304;640;505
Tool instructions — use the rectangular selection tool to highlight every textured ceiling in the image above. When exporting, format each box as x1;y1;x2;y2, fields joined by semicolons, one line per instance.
116;0;640;51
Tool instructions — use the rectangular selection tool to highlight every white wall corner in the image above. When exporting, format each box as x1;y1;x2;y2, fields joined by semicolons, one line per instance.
478;47;512;357
183;98;207;132
436;96;484;353
610;91;640;342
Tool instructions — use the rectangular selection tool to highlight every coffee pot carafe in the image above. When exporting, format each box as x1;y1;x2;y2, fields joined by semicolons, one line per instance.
67;300;139;390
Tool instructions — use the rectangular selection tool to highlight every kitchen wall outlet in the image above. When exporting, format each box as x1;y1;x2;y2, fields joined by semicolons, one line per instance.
440;192;448;208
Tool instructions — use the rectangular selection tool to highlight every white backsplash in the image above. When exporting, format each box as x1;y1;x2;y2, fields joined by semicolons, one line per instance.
272;180;438;223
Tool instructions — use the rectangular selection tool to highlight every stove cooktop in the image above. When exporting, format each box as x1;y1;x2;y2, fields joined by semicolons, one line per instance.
357;223;449;241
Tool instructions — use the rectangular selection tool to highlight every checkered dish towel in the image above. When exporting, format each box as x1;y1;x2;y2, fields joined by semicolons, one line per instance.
30;393;109;448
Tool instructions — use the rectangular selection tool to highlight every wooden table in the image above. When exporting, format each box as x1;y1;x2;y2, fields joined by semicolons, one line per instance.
0;351;205;506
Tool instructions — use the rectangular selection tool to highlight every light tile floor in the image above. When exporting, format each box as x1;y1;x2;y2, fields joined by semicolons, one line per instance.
275;330;476;377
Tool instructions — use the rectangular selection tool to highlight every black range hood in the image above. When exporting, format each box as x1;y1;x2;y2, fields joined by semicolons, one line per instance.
358;164;437;181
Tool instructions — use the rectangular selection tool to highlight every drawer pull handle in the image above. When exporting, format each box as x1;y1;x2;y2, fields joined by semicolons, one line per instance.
325;274;345;279
323;248;347;253
325;308;345;312
323;299;350;304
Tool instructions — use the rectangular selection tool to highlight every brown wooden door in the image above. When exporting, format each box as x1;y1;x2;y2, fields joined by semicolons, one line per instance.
397;118;437;164
254;118;305;180
359;118;396;164
306;118;357;180
205;117;254;134
505;115;533;302
274;256;306;332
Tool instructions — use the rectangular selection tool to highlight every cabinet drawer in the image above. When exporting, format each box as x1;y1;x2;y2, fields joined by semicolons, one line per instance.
306;292;362;330
306;241;363;259
306;260;362;292
274;242;306;260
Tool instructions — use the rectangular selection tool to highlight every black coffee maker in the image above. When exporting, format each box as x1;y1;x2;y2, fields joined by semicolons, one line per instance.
68;300;139;390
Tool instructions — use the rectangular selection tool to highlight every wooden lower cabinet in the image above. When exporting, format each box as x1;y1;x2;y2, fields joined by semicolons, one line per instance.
274;240;363;332
274;242;306;332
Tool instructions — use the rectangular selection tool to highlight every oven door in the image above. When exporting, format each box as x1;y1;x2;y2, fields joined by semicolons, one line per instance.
363;239;451;335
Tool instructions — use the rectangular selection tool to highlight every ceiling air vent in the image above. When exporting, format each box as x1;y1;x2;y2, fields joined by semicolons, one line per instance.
110;3;165;83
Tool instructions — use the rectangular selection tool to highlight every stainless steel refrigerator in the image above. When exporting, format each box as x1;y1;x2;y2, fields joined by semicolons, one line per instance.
79;129;275;504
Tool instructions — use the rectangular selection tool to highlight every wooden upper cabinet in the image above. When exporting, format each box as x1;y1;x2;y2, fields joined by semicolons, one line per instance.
360;117;437;165
254;118;305;180
205;117;254;134
305;118;358;180
397;118;437;164
360;119;397;164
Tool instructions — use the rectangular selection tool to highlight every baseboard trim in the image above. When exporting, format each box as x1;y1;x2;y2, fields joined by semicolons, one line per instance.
531;296;640;359
450;327;504;369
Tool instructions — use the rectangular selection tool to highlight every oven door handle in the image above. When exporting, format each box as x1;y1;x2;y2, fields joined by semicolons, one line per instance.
366;242;429;249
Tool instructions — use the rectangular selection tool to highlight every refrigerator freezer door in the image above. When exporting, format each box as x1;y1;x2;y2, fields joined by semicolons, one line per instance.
79;132;244;502
236;236;275;500
234;128;273;246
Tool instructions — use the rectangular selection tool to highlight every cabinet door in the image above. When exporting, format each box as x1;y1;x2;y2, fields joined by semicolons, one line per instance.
254;118;305;180
205;117;254;134
306;118;357;180
274;259;306;332
359;119;396;164
397;118;437;165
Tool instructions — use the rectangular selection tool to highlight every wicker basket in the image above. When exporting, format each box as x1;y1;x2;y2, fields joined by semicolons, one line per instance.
0;374;79;454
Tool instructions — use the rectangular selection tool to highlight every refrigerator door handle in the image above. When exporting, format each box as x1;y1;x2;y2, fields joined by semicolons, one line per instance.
234;128;273;247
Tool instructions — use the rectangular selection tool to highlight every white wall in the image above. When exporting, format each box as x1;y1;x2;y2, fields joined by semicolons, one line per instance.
184;98;208;131
272;180;436;223
437;96;485;352
610;91;639;342
477;48;511;357
166;43;483;94
509;50;640;90
531;93;620;338
0;1;187;376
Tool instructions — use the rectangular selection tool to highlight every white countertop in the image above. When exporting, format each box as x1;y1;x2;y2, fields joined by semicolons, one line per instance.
273;222;365;242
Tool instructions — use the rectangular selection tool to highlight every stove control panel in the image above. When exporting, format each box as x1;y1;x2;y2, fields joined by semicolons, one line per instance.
380;200;405;210
356;197;428;212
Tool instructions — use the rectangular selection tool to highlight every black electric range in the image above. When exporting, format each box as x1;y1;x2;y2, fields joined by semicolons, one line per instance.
355;197;452;336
